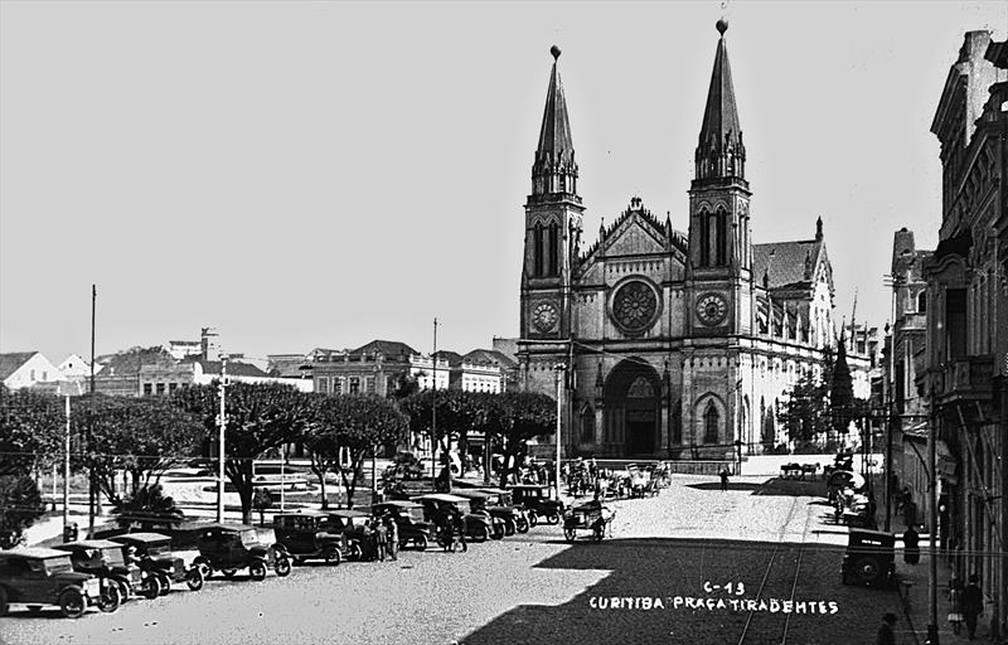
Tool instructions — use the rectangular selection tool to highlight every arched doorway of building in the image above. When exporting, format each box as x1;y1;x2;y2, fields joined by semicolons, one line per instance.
603;358;662;456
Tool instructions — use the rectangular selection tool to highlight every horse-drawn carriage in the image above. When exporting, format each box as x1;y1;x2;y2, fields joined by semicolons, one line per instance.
562;501;615;543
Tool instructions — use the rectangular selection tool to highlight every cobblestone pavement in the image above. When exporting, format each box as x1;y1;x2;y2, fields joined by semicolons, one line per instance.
0;475;910;645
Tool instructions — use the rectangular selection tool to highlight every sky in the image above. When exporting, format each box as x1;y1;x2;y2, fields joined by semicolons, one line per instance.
1;1;1006;365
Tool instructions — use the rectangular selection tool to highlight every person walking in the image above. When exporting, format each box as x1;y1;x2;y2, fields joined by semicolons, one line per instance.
719;467;730;492
962;574;984;640
903;526;920;565
375;519;388;562
948;573;965;635
876;612;897;645
385;515;399;561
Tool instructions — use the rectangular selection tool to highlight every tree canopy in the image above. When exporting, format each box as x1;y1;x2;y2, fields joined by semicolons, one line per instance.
0;385;64;475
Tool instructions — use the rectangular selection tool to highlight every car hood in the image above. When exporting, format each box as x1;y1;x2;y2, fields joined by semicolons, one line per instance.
53;571;93;586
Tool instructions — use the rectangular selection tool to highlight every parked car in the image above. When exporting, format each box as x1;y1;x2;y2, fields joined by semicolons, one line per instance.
192;523;292;581
0;548;112;617
369;501;434;550
325;510;375;561
563;500;615;543
412;493;503;542
462;488;531;534
841;528;895;588
108;532;204;593
53;539;149;602
507;484;565;525
273;511;347;565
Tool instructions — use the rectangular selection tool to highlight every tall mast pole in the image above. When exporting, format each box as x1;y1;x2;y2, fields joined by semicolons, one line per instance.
431;318;438;482
217;355;227;523
88;284;96;538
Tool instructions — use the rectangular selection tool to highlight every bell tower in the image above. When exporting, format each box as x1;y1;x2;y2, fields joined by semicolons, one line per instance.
520;45;584;341
687;19;753;335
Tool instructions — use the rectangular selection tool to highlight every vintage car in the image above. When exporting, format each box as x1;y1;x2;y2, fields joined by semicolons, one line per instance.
563;500;615;543
109;532;204;593
54;539;150;602
369;501;434;550
841;528;895;588
507;484;565;525
468;488;531;534
325;510;375;561
0;548;113;617
412;493;504;542
192;523;292;581
273;511;347;565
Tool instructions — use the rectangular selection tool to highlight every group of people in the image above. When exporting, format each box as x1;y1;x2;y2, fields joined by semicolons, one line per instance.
433;506;467;550
877;573;986;643
360;515;399;562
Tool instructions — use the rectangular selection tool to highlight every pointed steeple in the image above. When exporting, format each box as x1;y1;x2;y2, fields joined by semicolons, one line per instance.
532;45;579;199
695;19;746;182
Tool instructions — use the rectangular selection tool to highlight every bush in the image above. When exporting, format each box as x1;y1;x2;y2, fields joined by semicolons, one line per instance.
793;440;822;455
0;475;46;549
113;484;183;530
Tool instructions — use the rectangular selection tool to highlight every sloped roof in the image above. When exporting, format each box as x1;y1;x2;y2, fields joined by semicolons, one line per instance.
752;239;824;289
0;352;37;380
349;340;419;360
95;346;172;376
465;349;517;369
434;350;464;367
535;46;575;171
697;21;743;173
195;360;268;378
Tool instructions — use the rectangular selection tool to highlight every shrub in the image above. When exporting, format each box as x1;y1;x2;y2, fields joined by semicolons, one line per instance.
113;484;183;530
0;475;46;549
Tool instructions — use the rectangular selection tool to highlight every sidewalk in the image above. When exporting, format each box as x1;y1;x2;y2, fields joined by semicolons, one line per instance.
896;537;1000;644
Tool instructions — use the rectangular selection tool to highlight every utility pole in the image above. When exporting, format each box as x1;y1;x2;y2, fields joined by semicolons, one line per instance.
88;284;96;538
927;383;939;645
431;317;438;483
63;391;71;531
217;355;227;523
554;364;563;502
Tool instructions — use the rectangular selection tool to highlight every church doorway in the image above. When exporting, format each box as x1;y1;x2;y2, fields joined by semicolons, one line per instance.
603;359;661;457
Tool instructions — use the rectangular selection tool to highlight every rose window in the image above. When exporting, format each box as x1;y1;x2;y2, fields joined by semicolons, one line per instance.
612;281;658;333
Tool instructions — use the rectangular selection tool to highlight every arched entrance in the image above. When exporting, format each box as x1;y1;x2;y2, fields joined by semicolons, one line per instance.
604;359;662;456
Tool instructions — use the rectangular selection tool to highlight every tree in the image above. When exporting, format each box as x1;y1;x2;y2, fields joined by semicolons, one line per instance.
0;474;46;548
777;371;830;444
0;385;64;475
71;394;204;506
400;389;483;490
173;382;316;524
253;488;274;527
830;332;855;439
304;393;343;509
484;392;555;489
306;394;407;509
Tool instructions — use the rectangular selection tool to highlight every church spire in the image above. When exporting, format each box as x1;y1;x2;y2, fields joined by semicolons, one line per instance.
695;19;746;182
532;45;578;199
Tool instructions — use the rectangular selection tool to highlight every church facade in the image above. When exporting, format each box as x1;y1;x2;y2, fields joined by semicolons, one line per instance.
516;23;837;460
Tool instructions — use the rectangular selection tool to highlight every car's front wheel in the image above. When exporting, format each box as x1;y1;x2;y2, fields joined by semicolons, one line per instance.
98;581;121;613
59;587;86;618
157;573;171;596
516;517;530;533
546;512;561;525
193;557;211;579
415;534;429;550
274;556;292;577
323;547;341;566
185;567;204;592
249;560;267;581
563;527;576;543
143;575;162;600
491;524;505;540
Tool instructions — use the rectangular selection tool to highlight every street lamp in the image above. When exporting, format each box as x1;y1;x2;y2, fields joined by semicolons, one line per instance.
554;364;565;502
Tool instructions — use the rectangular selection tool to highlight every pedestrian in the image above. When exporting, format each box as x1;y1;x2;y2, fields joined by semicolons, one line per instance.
903;526;920;565
452;508;467;550
948;573;965;635
962;574;984;640
719;467;730;492
375;519;388;562
385;515;399;561
876;612;897;645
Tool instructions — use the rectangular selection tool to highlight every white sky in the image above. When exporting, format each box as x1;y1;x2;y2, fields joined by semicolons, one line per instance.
2;1;1006;364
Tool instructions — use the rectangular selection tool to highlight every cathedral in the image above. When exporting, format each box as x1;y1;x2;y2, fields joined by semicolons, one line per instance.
517;21;837;460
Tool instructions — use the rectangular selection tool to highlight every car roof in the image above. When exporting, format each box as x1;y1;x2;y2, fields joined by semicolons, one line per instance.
473;487;508;495
328;510;370;518
109;533;171;544
0;547;74;560
56;539;126;550
197;523;257;532
412;493;469;503
507;484;547;490
372;500;421;509
275;511;329;519
451;490;489;498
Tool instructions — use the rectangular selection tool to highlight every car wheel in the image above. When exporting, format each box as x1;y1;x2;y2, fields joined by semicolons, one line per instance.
221;569;238;579
349;543;363;561
157;573;171;596
59;587;86;618
528;513;538;527
193;557;211;579
547;512;560;525
564;527;576;543
415;534;429;550
0;586;8;617
854;557;881;585
474;526;490;543
98;581;121;613
143;575;162;600
275;556;292;577
504;519;516;536
249;560;267;581
516;517;530;534
115;579;130;603
185;567;204;592
592;526;604;543
491;525;505;540
323;548;341;566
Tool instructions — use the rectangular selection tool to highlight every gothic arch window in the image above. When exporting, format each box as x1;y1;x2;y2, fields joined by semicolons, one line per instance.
703;402;719;444
699;209;710;267
548;222;559;276
533;224;544;277
672;400;683;444
715;209;727;266
917;291;927;313
580;406;595;443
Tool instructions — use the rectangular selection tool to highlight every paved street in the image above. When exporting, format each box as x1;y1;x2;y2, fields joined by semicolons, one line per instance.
0;475;909;645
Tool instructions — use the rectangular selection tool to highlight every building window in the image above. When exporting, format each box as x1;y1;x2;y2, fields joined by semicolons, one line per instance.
580;407;595;443
30;369;35;381
143;383;152;396
917;291;927;314
699;210;710;267
548;222;559;276
533;224;544;277
703;402;719;444
333;378;343;395
945;288;967;359
349;377;360;395
715;210;727;266
156;383;165;396
366;376;376;394
169;383;178;394
317;377;329;395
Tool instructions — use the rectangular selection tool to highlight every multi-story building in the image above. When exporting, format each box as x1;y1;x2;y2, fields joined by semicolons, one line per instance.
514;22;876;461
927;29;1008;635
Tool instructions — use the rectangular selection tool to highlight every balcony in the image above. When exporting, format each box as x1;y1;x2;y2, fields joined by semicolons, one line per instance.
936;355;994;405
